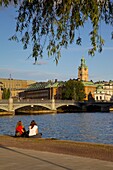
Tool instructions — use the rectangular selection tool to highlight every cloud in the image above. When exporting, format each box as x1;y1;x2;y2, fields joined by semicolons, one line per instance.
33;61;48;65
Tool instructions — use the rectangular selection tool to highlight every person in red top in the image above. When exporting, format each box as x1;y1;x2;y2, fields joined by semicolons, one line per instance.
15;121;27;137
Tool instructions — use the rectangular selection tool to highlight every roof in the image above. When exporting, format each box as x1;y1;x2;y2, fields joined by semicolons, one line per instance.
26;81;65;91
79;57;88;69
45;82;59;88
26;82;48;91
82;81;96;87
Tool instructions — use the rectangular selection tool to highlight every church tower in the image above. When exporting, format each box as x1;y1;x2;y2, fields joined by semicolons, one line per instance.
78;57;88;81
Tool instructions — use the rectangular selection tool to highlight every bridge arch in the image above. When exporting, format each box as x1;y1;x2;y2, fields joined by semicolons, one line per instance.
56;104;81;112
56;103;80;109
0;106;8;112
14;104;52;112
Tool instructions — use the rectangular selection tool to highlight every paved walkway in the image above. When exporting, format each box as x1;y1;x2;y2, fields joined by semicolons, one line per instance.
0;146;113;170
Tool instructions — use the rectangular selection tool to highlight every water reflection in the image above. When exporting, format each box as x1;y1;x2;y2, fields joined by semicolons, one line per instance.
0;112;113;144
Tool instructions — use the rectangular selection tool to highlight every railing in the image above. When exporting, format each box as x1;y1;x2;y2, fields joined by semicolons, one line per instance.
14;99;52;104
0;99;8;103
1;98;113;105
12;99;75;104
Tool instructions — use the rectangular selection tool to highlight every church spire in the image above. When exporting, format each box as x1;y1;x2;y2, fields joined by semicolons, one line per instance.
81;57;87;68
78;57;88;81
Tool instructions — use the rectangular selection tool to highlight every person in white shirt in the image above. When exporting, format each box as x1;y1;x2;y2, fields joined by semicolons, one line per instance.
28;120;38;137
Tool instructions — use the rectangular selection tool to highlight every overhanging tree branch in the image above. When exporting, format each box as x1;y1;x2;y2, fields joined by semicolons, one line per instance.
2;0;113;63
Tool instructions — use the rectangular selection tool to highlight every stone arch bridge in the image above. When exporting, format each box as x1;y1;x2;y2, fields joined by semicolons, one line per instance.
0;99;113;114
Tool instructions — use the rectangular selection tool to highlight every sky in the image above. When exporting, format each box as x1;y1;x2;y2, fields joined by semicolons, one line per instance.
0;6;113;83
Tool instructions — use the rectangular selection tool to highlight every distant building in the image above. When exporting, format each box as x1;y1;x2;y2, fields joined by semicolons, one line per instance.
78;57;96;101
78;57;88;81
18;80;65;100
0;78;36;100
82;81;96;101
78;57;113;101
15;57;113;102
94;82;113;101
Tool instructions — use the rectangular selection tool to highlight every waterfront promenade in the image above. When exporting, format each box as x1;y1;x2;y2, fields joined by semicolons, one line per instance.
0;136;113;169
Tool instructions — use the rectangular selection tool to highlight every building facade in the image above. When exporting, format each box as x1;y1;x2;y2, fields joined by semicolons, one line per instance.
94;82;113;101
78;57;96;101
0;78;36;100
78;57;88;81
18;81;64;100
82;81;96;101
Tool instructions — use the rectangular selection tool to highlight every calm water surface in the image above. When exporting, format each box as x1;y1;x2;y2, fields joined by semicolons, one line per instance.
0;112;113;144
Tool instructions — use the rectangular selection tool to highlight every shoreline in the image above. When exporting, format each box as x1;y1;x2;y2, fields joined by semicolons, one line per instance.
0;135;113;162
0;110;57;116
0;112;14;116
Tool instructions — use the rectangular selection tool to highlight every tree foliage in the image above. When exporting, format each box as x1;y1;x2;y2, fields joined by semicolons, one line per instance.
0;0;18;6
62;79;85;101
2;88;10;99
2;0;113;63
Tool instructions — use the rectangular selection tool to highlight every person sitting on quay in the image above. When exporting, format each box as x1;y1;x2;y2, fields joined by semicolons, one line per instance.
15;121;28;137
28;120;42;138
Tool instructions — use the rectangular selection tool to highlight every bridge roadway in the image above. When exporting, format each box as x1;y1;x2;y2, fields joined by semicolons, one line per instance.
0;99;113;114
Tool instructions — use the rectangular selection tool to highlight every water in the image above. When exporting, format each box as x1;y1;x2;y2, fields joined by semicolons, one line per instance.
0;112;113;144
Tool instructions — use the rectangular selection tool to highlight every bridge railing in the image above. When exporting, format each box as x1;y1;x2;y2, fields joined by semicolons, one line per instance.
13;99;85;104
0;99;8;103
13;99;76;104
13;99;52;104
